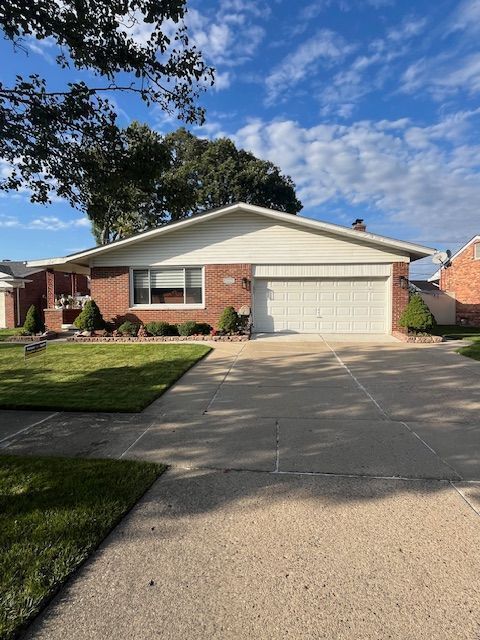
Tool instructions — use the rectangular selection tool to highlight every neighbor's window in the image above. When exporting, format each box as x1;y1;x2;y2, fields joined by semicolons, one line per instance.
475;243;480;259
132;268;203;305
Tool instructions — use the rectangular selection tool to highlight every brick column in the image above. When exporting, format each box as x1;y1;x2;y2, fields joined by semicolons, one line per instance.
45;269;55;308
392;262;409;333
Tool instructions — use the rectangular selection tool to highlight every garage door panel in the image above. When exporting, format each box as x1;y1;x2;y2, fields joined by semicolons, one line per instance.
254;277;388;334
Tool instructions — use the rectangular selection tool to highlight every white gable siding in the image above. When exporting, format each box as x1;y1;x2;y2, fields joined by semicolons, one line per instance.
90;212;409;267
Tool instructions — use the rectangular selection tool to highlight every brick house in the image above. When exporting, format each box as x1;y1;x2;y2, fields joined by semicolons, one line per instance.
434;235;480;326
0;261;89;328
27;203;435;336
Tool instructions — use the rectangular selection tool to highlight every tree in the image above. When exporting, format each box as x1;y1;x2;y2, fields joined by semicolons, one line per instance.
161;129;302;219
77;122;170;244
74;300;105;331
23;305;43;334
76;125;302;244
0;1;214;205
399;294;436;333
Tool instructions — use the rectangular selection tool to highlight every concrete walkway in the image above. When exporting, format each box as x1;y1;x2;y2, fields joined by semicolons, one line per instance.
2;336;480;638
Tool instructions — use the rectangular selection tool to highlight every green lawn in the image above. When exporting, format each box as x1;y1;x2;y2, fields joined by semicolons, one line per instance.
0;343;211;411
431;325;480;340
0;455;164;640
0;329;21;342
458;336;480;361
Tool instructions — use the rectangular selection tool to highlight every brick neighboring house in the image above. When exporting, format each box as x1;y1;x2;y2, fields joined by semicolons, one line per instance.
0;261;89;329
433;235;480;326
27;203;435;336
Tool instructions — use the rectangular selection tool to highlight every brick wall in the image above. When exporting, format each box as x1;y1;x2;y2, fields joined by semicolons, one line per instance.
440;242;480;325
4;291;15;327
90;264;253;328
392;262;410;333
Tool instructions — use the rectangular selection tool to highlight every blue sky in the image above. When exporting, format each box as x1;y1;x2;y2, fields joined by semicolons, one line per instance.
1;0;480;278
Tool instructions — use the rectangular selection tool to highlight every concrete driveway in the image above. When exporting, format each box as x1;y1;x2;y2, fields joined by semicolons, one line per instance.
2;337;480;638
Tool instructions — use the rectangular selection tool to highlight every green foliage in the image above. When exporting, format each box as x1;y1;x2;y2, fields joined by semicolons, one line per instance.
399;294;436;333
118;320;138;336
22;305;43;335
161;129;302;220
194;322;212;335
177;321;201;336
74;300;105;331
0;1;213;205
218;307;240;334
145;321;179;337
0;455;163;640
84;122;170;244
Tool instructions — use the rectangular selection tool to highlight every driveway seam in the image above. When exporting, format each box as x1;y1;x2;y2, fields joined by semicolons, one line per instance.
0;411;60;448
275;420;280;472
118;421;156;459
323;338;464;481
203;342;247;414
449;481;480;518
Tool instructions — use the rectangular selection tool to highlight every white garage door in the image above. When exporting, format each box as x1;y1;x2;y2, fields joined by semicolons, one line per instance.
253;278;388;334
0;292;6;328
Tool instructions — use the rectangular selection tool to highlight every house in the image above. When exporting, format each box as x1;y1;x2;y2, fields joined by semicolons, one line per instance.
430;235;480;326
0;260;89;329
27;203;435;335
409;280;455;325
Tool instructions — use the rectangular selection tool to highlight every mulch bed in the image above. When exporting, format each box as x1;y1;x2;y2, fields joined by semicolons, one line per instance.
68;334;249;343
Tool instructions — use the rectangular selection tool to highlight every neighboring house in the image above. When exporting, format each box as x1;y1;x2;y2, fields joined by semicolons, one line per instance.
0;261;89;329
27;203;435;335
410;280;456;325
430;235;480;326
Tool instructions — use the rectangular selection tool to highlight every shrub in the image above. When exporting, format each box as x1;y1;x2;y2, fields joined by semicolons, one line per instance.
23;305;44;335
399;294;436;334
194;322;212;335
74;300;105;331
217;306;239;334
118;320;138;336
177;320;200;336
145;321;179;336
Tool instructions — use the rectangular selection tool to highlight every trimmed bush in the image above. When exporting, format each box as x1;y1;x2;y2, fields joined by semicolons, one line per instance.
74;300;105;331
118;320;138;336
23;305;44;335
177;321;201;336
399;294;436;333
145;321;179;337
217;306;239;334
194;322;212;335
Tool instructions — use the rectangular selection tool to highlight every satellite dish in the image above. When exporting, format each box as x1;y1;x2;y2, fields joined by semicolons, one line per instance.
432;249;451;265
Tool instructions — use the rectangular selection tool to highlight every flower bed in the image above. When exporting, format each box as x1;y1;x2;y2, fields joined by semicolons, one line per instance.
68;334;249;343
393;331;444;343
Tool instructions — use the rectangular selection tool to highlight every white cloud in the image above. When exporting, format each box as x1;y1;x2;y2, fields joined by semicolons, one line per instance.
265;30;355;105
0;215;90;231
448;0;480;35
232;113;480;243
401;53;480;98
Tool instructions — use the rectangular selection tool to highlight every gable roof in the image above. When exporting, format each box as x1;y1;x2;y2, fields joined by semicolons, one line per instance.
428;234;480;281
27;202;436;269
0;260;40;279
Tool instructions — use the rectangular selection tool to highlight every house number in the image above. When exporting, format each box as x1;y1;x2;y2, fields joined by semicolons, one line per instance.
223;277;235;285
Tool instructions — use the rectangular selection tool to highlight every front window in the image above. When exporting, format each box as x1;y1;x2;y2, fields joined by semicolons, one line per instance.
475;243;480;259
132;267;203;306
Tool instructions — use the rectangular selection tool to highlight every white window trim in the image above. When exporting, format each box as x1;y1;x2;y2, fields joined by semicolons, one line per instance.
474;243;480;260
129;266;205;310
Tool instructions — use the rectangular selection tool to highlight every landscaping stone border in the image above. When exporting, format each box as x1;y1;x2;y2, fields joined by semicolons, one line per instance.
67;334;250;343
393;331;444;343
6;332;58;343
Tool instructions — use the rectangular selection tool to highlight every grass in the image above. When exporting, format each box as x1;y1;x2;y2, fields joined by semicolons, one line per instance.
431;325;480;340
457;336;480;361
0;343;211;411
0;329;21;342
0;455;165;640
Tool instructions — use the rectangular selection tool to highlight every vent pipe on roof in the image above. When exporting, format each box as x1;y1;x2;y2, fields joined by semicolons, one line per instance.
352;219;366;232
